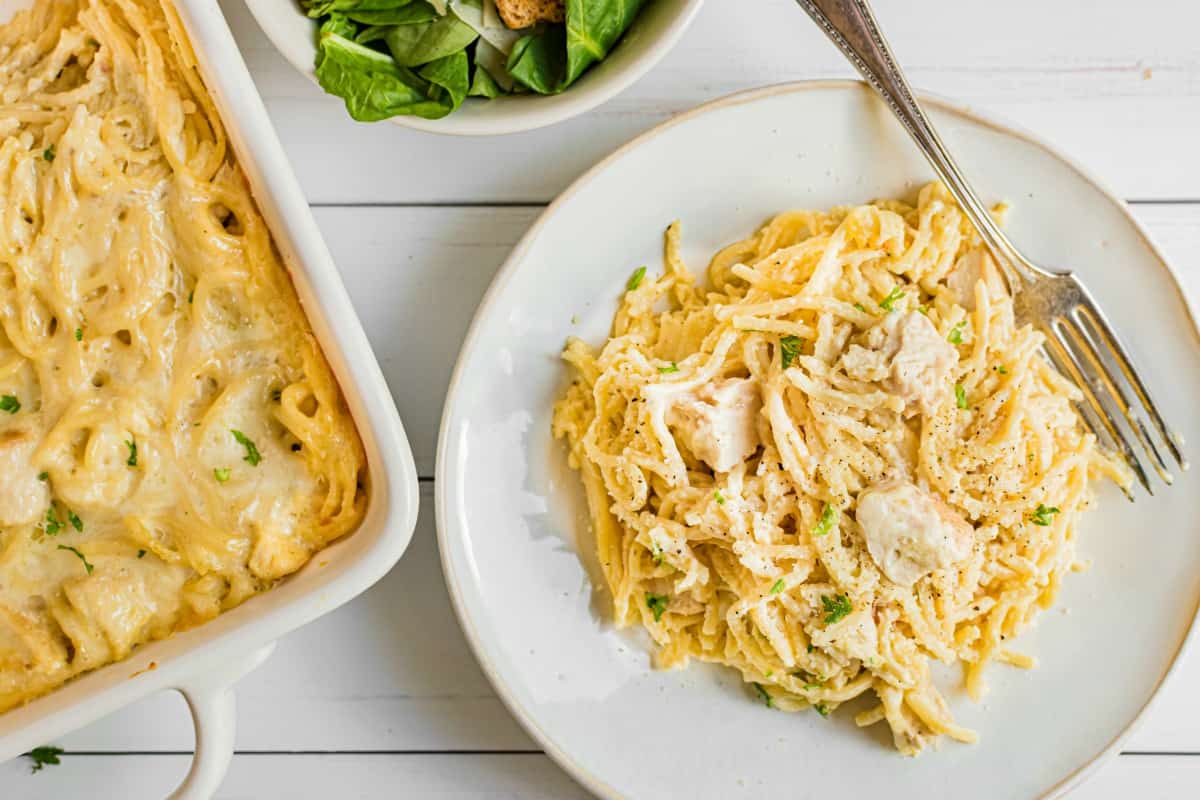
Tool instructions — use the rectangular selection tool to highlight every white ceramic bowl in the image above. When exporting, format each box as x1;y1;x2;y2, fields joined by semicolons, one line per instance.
0;2;420;797
436;81;1200;799
244;0;705;136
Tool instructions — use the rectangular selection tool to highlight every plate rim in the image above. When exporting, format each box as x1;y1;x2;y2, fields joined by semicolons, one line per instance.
434;78;1200;799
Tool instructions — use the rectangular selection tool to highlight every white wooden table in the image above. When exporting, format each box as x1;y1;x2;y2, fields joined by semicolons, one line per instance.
4;0;1200;796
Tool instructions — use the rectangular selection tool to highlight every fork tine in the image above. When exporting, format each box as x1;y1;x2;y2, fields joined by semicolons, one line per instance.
1065;384;1137;503
1080;402;1132;503
1041;326;1152;495
1059;313;1173;485
1073;297;1187;470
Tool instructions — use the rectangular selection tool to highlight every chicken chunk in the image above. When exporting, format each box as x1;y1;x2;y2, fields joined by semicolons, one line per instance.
862;311;958;416
839;343;889;383
946;249;1007;311
61;573;164;661
249;497;312;581
0;429;49;526
810;606;879;665
666;378;762;473
856;480;974;586
495;0;564;29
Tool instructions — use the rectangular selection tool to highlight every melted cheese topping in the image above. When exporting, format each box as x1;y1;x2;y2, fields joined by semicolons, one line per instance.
552;184;1130;755
0;0;366;713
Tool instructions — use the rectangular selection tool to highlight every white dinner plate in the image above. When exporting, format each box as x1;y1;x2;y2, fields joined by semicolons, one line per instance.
436;81;1200;799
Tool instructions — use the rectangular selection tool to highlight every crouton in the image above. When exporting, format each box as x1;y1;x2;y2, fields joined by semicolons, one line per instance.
495;0;564;30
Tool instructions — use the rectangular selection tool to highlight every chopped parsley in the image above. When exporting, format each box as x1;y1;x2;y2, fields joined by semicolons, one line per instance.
125;438;137;467
1030;504;1060;526
230;430;261;466
57;545;93;575
811;503;838;537
626;266;647;291
137;549;147;559
879;286;905;311
996;365;1008;375
645;592;669;622
814;702;830;717
955;383;968;409
658;362;680;374
769;578;785;595
779;335;803;369
74;327;82;342
948;321;966;344
650;543;664;566
753;682;773;708
37;471;48;482
213;467;231;483
916;304;930;316
853;302;867;313
821;593;852;625
42;146;55;162
0;395;19;414
803;680;824;691
44;507;63;536
26;745;63;773
36;504;80;537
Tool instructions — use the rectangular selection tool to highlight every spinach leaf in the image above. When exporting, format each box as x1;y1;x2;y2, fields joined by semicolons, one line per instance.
563;0;648;87
355;25;389;45
304;0;414;18
419;49;470;110
383;13;479;67
467;61;504;98
353;2;450;47
345;0;439;26
506;26;566;95
319;12;358;39
314;32;454;120
506;0;649;94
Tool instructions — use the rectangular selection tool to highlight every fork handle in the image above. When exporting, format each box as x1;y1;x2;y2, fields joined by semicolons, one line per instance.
793;0;1038;283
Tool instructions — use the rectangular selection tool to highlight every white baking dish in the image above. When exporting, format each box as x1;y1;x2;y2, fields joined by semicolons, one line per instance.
0;2;421;797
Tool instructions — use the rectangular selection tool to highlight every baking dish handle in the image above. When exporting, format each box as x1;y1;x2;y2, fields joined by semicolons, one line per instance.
167;642;277;800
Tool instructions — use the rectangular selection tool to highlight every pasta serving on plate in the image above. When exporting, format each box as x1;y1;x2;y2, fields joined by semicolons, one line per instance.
0;0;365;712
552;183;1129;754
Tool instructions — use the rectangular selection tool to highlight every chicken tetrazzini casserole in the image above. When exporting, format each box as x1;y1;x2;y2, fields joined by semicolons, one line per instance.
553;184;1129;755
0;0;366;712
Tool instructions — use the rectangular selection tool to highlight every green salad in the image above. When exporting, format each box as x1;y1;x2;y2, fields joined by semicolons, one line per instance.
301;0;652;122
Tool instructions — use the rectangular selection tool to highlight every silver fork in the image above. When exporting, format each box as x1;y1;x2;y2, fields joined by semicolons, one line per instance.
793;0;1186;496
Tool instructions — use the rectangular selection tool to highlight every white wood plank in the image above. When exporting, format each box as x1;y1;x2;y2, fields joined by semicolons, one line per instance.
223;0;1200;203
0;752;1196;799
20;204;1200;757
0;753;590;799
328;205;540;478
